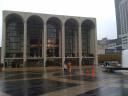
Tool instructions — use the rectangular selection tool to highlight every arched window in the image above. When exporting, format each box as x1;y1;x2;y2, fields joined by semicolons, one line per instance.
65;19;78;57
81;20;95;57
81;20;95;65
47;17;61;57
27;15;43;57
5;14;24;58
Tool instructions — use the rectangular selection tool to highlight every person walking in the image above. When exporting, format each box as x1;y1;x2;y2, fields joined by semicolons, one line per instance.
64;61;68;73
67;61;72;73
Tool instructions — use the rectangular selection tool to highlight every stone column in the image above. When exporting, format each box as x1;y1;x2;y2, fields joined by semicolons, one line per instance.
89;29;95;65
62;23;65;68
43;23;47;67
1;20;6;69
94;27;98;66
78;26;82;68
23;21;27;67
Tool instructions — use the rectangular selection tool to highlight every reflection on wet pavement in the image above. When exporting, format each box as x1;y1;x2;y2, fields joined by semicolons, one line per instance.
4;73;42;79
77;87;128;96
60;75;97;81
0;79;78;96
0;67;128;96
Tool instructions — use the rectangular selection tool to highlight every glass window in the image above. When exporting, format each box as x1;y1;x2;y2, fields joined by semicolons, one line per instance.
47;21;60;57
27;16;43;57
65;20;78;57
6;16;23;58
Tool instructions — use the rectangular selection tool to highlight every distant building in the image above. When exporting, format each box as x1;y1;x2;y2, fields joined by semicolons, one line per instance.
1;10;97;68
115;0;122;38
97;38;108;54
97;38;121;54
97;38;121;64
115;0;128;49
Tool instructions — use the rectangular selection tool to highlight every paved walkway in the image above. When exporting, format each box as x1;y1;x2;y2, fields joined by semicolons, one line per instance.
0;66;128;96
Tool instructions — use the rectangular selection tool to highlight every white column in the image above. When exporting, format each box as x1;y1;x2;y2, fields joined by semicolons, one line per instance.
78;26;82;67
1;20;6;69
62;23;65;68
94;27;98;66
23;21;27;67
43;23;47;67
90;28;97;65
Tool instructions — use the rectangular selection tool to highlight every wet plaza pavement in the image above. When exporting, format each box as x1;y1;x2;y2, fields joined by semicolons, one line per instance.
0;67;128;96
77;87;128;96
0;78;78;96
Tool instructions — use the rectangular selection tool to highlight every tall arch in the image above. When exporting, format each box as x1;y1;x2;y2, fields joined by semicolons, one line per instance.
46;17;61;57
81;19;95;65
27;15;43;57
5;13;24;58
65;18;78;57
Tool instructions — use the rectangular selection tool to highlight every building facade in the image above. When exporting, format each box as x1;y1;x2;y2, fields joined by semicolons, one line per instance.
115;0;128;49
97;38;121;65
97;38;121;55
1;10;97;68
97;38;108;54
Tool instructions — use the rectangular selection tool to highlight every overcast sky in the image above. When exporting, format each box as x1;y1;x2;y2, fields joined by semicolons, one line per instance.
0;0;117;46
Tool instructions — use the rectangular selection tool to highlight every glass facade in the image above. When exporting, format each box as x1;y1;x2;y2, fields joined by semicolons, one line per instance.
46;58;62;66
47;18;61;57
81;20;95;65
3;11;96;68
65;19;78;57
82;21;90;57
4;59;23;68
26;59;43;67
27;16;43;57
6;14;23;58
